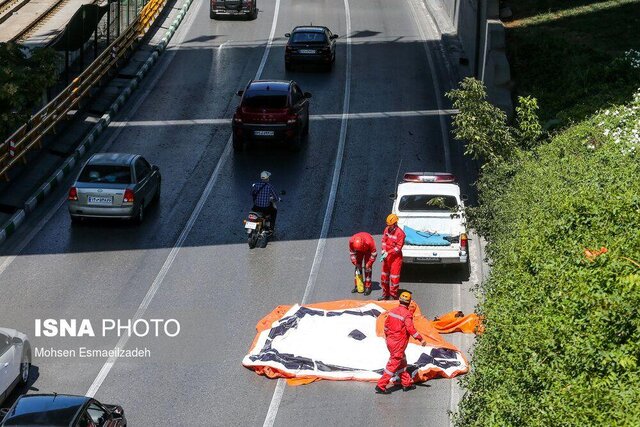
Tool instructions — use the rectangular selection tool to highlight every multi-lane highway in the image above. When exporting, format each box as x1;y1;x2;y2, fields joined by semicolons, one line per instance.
0;0;480;424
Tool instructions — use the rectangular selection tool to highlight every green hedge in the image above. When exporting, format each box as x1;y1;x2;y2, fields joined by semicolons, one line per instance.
455;94;640;426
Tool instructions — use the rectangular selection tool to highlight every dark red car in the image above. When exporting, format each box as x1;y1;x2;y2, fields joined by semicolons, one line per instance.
232;80;311;152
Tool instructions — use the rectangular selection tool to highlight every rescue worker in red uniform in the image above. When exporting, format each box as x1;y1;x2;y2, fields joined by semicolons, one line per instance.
348;232;378;296
379;214;406;300
375;291;426;394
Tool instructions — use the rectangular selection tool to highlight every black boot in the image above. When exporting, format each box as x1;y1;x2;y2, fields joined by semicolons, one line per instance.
351;287;358;293
403;385;416;392
363;288;371;296
377;295;389;301
375;386;390;395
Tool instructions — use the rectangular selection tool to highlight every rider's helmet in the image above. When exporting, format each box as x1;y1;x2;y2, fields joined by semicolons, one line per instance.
260;171;271;181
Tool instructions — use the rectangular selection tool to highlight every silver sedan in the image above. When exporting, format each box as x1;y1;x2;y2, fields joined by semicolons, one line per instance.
68;153;161;224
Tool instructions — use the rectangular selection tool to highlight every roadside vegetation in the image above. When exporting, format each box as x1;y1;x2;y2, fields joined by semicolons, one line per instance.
503;0;640;126
0;43;58;142
448;2;640;424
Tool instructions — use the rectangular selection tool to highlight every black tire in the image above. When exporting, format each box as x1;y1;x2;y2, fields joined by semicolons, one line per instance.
249;5;258;20
288;132;302;152
135;202;145;224
258;233;268;248
233;134;244;152
19;349;30;385
210;10;217;19
285;62;293;72
248;232;258;249
70;215;82;225
303;119;309;136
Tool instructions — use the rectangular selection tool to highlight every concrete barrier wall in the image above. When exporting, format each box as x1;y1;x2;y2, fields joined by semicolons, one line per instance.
426;0;513;114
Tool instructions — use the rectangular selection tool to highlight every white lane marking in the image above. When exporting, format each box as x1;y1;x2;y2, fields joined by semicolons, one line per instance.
406;0;451;172
108;109;459;127
87;0;283;397
261;1;352;426
254;0;280;80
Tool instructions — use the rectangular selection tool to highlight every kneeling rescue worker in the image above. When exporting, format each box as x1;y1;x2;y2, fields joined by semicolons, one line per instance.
375;291;426;394
348;232;377;295
379;213;406;300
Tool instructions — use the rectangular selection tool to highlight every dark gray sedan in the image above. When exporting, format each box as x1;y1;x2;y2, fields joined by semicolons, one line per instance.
68;153;161;224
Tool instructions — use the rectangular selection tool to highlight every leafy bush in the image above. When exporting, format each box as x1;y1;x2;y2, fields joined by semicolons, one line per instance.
454;88;640;425
0;43;58;141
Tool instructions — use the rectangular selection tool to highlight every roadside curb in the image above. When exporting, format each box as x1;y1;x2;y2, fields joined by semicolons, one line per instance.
0;0;195;247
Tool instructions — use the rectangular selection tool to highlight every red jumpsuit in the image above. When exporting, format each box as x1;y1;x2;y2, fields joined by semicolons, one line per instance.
377;304;423;390
349;232;377;290
381;225;405;299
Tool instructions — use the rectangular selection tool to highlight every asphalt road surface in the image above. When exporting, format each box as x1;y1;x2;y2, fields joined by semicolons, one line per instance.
0;0;480;425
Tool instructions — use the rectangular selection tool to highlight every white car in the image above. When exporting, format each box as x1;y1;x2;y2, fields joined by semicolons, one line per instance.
0;328;31;404
391;172;468;266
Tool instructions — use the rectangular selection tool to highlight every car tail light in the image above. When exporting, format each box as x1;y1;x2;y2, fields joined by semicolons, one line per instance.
460;233;468;251
123;189;135;203
211;0;217;6
403;172;456;183
287;113;298;125
243;0;252;6
233;115;242;124
68;187;78;201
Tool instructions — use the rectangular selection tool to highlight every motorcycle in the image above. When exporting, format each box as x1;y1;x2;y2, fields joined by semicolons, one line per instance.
244;208;273;249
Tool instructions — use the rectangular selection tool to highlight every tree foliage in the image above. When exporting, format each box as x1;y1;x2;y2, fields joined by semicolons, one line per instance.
0;43;58;141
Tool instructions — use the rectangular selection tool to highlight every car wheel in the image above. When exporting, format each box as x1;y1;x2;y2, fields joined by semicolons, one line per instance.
288;132;302;152
19;350;31;385
70;215;82;225
303;119;309;136
210;10;217;19
233;134;244;152
250;5;258;20
135;202;145;224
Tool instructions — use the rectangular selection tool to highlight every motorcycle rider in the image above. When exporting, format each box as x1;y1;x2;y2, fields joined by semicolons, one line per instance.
251;171;280;232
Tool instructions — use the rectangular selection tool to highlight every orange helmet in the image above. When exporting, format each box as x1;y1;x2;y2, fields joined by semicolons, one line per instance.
399;291;412;304
351;236;365;252
386;214;398;226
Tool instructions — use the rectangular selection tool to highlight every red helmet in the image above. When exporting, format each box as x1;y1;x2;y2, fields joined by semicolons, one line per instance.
352;236;365;252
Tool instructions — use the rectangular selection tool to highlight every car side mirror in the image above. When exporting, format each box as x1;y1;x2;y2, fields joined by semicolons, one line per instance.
236;90;244;96
152;165;159;172
461;194;469;201
280;190;286;195
284;33;291;38
331;34;338;39
304;92;312;98
388;193;396;200
12;336;22;344
0;408;8;417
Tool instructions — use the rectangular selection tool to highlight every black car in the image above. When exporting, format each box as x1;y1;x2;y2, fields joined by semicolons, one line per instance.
285;26;338;71
210;0;258;20
0;394;126;426
232;80;311;151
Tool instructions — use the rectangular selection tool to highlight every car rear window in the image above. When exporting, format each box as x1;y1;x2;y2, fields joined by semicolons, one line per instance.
292;32;327;43
398;195;458;212
243;92;288;109
78;164;131;184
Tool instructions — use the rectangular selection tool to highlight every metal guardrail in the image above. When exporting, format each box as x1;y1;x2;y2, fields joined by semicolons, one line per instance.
0;0;166;181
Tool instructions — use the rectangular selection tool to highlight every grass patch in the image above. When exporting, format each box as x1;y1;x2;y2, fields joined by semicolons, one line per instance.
504;0;640;125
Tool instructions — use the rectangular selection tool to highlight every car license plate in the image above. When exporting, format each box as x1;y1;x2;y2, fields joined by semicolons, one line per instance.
299;49;315;54
254;130;275;136
416;257;440;262
87;196;113;205
245;221;258;230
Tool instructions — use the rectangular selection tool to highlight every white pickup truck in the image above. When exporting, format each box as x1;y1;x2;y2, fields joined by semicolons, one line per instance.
391;172;468;266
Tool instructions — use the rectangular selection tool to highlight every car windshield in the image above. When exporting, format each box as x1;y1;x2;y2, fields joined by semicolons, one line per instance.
78;164;131;184
398;195;459;212
292;32;327;43
243;92;288;109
